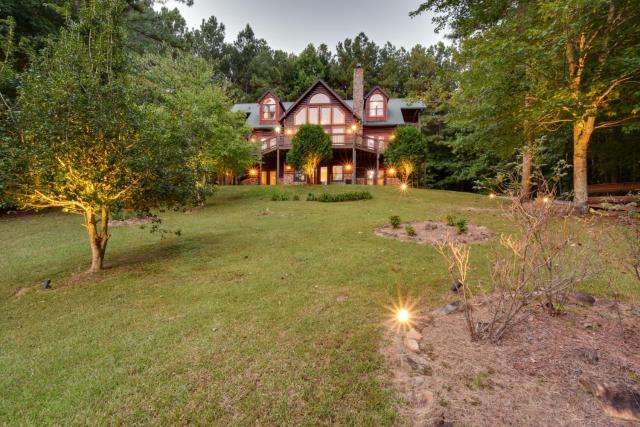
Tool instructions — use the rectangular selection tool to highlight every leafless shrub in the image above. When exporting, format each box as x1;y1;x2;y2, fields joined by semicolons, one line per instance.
622;218;640;283
435;242;479;340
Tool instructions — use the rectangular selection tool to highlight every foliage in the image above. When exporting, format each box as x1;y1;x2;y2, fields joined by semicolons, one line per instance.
270;191;290;201
306;191;372;202
389;215;401;229
384;126;428;181
445;215;456;227
455;218;468;234
11;0;199;272
287;125;333;183
404;224;417;237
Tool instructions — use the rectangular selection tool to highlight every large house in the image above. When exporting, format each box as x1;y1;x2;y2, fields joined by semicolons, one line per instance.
231;66;425;185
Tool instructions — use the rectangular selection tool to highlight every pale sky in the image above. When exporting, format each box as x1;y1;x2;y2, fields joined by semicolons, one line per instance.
160;0;445;53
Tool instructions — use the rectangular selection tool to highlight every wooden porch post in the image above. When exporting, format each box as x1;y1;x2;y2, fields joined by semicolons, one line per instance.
276;149;280;185
258;154;262;185
352;143;357;185
375;152;380;186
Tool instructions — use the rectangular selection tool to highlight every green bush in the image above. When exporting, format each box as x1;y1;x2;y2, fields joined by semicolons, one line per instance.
271;191;290;201
306;191;373;202
455;218;468;234
446;214;456;227
405;224;417;237
292;194;300;201
389;215;401;229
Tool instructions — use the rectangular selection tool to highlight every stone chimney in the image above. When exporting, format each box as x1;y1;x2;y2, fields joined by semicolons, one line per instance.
352;64;364;120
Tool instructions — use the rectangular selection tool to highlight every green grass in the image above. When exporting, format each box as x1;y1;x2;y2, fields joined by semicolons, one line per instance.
0;185;636;425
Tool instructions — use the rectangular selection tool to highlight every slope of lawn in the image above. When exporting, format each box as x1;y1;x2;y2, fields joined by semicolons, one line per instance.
0;185;636;425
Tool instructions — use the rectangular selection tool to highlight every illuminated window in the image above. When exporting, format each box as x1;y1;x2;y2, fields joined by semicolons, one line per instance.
262;97;276;120
309;93;331;104
308;107;319;124
294;108;307;125
332;108;345;124
332;165;344;181
369;94;384;117
320;107;331;125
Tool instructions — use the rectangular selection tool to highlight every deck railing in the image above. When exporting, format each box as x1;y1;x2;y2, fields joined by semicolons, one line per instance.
260;134;386;153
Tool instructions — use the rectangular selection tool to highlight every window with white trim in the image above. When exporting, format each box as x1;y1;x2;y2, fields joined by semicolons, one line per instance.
294;108;307;125
262;97;276;120
368;93;384;118
309;93;331;104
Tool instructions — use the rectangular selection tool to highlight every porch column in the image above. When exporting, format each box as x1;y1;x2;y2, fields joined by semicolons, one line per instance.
375;152;380;186
276;148;280;185
258;154;262;185
352;147;357;185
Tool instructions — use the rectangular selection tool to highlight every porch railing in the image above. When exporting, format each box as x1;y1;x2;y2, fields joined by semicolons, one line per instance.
259;134;386;153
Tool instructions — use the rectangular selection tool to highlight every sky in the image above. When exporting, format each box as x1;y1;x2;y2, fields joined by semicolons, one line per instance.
160;0;446;54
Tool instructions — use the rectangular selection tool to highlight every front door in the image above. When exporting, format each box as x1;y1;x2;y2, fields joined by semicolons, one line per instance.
320;167;328;184
269;171;277;185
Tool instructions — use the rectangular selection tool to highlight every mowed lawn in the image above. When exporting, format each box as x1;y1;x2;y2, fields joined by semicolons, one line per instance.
0;186;636;425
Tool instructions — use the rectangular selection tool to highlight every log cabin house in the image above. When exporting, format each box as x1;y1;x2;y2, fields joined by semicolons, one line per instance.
231;65;425;185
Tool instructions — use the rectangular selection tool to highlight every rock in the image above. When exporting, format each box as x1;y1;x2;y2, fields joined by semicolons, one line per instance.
438;300;464;315
580;379;640;422
415;313;435;328
407;328;422;341
404;353;433;375
451;279;462;293
43;279;51;289
577;347;599;364
404;337;420;353
413;376;426;387
574;291;596;306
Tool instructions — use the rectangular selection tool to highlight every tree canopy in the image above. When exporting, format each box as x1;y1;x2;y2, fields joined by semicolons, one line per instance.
287;125;333;183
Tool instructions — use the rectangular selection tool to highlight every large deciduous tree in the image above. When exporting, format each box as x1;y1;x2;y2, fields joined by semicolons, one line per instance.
287;125;333;184
12;0;199;272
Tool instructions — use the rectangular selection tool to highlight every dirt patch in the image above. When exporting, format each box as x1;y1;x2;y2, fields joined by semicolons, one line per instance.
383;299;640;426
376;221;493;245
110;216;153;227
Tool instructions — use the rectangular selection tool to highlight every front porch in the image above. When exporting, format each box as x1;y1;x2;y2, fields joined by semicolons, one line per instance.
256;147;398;185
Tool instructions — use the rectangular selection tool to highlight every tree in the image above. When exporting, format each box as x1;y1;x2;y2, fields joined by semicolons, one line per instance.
384;126;428;183
286;125;332;184
189;16;226;62
12;0;199;272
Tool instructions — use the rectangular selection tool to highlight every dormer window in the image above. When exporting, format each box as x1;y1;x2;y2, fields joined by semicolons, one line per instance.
369;94;384;118
262;97;276;120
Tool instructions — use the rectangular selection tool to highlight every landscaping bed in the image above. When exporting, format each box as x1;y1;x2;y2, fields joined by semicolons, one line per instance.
384;296;640;426
375;220;493;245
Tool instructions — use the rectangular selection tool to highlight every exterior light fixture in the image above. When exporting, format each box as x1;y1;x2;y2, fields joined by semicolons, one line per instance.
250;136;256;142
351;124;358;132
345;164;352;172
286;129;293;136
274;125;281;134
542;196;551;204
489;192;496;199
347;128;353;134
249;168;258;177
285;164;292;171
396;308;410;324
387;167;396;177
389;134;396;141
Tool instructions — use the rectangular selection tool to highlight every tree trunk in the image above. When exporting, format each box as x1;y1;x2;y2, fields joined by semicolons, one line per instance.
573;116;596;212
521;148;533;199
86;208;110;273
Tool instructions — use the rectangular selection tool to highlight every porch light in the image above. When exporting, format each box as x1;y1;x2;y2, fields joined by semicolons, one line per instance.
389;134;396;141
489;192;496;199
367;170;375;178
286;128;293;136
351;124;358;132
285;164;292;171
387;167;396;177
275;125;281;134
347;128;353;134
249;168;258;177
345;164;352;172
250;136;256;142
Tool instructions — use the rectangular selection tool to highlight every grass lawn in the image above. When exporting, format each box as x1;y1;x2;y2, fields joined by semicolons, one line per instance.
1;185;636;425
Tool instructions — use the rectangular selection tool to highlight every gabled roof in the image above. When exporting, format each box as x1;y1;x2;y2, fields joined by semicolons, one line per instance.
365;86;390;100
280;80;356;121
257;90;285;111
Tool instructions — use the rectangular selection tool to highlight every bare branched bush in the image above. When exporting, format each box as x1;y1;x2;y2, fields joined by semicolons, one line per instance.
435;242;479;340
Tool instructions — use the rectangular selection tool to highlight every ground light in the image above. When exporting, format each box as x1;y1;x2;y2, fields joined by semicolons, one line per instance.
387;167;396;177
397;308;410;324
489;192;496;199
400;183;408;192
249;168;258;177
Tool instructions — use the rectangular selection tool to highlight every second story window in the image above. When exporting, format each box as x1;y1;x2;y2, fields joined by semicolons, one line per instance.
262;98;276;120
369;94;385;118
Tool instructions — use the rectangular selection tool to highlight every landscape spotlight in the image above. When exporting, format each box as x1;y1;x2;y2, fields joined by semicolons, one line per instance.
489;192;496;199
387;167;396;177
396;308;410;324
400;183;408;191
249;168;258;177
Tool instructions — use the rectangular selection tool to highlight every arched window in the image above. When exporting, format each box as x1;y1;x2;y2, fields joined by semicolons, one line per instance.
309;93;331;104
262;97;276;120
369;94;385;118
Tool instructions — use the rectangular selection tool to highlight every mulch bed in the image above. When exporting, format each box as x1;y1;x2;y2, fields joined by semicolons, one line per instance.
375;221;494;245
383;297;640;426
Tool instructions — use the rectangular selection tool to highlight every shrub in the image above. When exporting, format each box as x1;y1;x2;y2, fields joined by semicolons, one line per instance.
271;191;290;201
446;214;456;227
292;194;300;201
405;224;417;237
306;191;372;202
455;218;468;234
389;215;401;229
